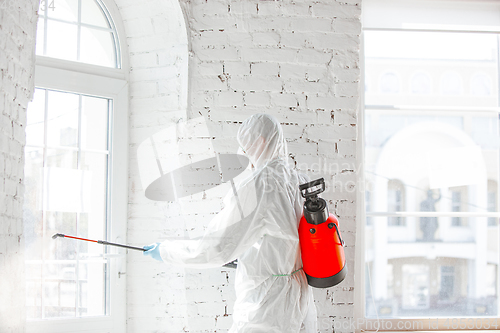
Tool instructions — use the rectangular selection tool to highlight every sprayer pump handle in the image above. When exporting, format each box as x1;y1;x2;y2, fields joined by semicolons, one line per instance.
299;178;325;199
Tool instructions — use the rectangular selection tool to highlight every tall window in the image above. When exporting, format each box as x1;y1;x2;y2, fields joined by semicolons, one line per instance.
362;0;500;329
25;0;127;331
25;89;111;318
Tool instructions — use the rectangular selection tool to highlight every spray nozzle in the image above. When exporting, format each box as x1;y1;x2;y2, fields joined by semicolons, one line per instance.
299;178;329;224
299;178;326;201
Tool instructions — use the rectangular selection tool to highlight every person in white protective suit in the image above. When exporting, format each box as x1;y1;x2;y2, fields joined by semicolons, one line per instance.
144;113;318;332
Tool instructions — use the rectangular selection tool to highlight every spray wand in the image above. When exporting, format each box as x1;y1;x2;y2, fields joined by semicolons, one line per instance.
52;233;238;268
52;233;145;251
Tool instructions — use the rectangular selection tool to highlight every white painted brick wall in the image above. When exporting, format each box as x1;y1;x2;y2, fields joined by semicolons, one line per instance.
0;0;38;332
120;0;361;332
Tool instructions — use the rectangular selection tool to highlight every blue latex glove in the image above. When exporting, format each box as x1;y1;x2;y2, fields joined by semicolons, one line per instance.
143;242;163;262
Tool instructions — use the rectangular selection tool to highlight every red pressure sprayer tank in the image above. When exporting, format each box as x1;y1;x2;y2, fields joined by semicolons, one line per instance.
299;178;347;288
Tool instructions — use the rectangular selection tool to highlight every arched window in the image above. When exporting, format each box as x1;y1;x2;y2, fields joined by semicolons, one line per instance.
36;0;120;67
25;0;127;330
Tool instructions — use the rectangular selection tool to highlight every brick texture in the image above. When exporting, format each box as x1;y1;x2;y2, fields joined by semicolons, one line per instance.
0;0;38;332
122;0;361;331
1;0;360;331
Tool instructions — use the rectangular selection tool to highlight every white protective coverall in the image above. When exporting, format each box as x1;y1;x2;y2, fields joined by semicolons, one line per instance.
159;113;318;332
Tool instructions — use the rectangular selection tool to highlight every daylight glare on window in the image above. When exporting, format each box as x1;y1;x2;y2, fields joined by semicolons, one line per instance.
24;88;111;319
364;29;500;318
24;0;118;320
37;0;119;68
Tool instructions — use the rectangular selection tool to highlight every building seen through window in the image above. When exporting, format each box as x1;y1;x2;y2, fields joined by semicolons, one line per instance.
364;28;499;318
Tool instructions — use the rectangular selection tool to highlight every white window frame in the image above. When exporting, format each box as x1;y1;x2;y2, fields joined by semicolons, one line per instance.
356;0;500;331
25;1;128;332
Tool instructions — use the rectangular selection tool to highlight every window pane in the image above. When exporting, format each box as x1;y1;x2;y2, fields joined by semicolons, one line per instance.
43;167;91;215
26;263;43;319
365;31;498;107
24;147;44;261
44;149;79;255
365;30;500;319
46;91;79;148
36;18;45;56
81;0;110;28
26;89;45;146
81;96;109;150
43;263;77;318
79;153;108;231
365;111;499;215
76;153;108;261
366;221;498;316
45;20;78;62
25;88;111;320
80;27;115;67
46;0;79;23
35;0;119;68
78;261;106;316
402;264;429;310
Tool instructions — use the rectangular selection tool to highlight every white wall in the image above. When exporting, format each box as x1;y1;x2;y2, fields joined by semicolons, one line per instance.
118;0;361;332
0;0;38;332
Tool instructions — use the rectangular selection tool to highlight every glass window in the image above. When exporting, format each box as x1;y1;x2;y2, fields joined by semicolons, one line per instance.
364;27;499;320
37;0;120;68
402;264;430;310
26;0;127;331
24;88;111;319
